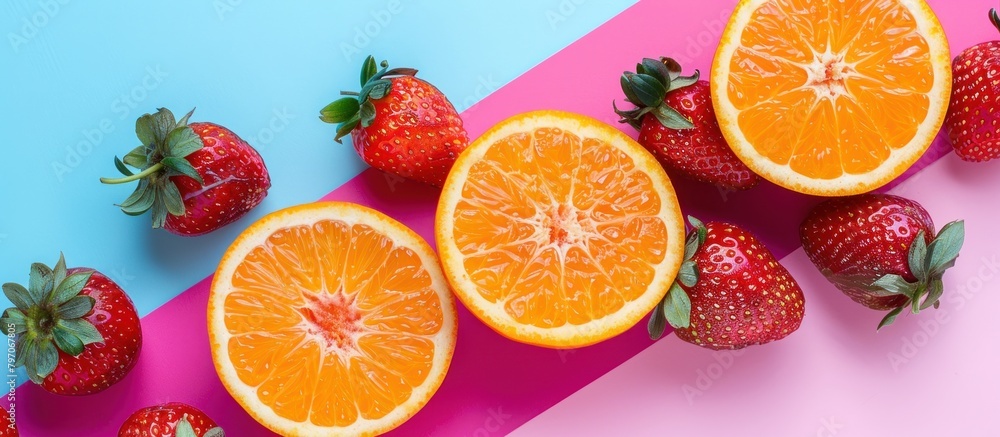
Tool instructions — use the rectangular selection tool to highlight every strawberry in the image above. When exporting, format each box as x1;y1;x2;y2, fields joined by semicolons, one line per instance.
1;254;142;395
319;56;469;187
944;8;1000;162
101;108;271;236
800;194;965;329
0;407;16;436
119;403;223;437
615;57;759;190
648;218;804;349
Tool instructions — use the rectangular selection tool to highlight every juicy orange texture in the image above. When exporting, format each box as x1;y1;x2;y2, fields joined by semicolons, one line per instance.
436;111;685;348
209;202;456;437
712;0;951;195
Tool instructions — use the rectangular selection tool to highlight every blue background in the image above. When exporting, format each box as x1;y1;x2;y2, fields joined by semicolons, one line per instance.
1;0;634;318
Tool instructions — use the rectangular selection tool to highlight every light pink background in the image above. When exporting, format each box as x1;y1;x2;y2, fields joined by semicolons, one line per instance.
7;1;997;435
513;152;1000;437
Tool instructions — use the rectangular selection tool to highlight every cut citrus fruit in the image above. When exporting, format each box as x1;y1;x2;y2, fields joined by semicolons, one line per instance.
436;110;685;348
208;202;457;436
711;0;951;196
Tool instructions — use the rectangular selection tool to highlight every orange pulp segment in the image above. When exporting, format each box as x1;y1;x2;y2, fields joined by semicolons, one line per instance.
436;110;685;348
208;202;457;436
712;0;952;195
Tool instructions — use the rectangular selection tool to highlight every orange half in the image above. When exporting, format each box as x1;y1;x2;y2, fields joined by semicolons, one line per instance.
712;0;951;195
208;202;457;436
436;111;685;348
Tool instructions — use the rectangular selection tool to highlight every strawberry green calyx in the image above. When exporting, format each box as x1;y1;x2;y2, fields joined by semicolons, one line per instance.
0;254;103;384
319;55;418;143
100;108;206;229
176;416;225;437
874;220;965;330
615;57;700;131
648;216;705;340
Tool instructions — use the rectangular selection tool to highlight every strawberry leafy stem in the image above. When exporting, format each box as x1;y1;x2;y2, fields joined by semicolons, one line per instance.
649;216;705;340
176;416;225;437
320;55;419;143
874;220;965;330
1;254;103;383
100;108;205;229
615;56;699;131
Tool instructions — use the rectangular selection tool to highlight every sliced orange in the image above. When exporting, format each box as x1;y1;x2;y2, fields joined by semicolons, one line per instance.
436;111;685;348
208;202;457;436
711;0;951;196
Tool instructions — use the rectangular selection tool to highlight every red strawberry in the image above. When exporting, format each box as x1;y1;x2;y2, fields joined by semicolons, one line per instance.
944;9;1000;162
616;57;759;190
648;218;804;349
1;254;142;395
800;194;965;329
101;108;271;236
320;56;469;187
0;407;16;436
119;402;223;437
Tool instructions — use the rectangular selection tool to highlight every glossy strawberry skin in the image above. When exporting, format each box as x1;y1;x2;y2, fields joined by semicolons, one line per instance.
945;42;1000;162
800;194;935;310
164;122;270;236
0;407;16;436
638;81;759;190
40;269;142;395
118;403;218;437
351;75;468;187
676;222;804;350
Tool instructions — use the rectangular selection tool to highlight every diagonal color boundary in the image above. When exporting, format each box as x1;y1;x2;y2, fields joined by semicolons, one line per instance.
7;0;977;435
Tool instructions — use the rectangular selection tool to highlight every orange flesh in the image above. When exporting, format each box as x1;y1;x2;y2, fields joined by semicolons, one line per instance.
729;0;933;179
223;220;442;426
451;128;668;328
